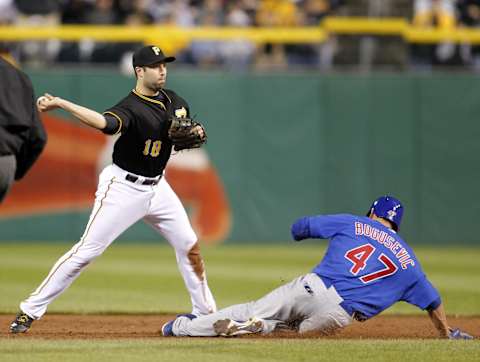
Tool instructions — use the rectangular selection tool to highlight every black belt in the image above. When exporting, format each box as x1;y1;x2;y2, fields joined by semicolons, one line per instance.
125;173;161;185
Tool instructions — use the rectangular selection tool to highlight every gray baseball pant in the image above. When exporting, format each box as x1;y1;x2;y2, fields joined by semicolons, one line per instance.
173;273;352;336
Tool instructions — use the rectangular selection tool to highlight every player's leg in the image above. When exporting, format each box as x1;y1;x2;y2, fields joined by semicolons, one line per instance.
172;274;314;336
296;273;352;334
168;301;262;337
143;177;216;315
210;273;352;336
18;166;150;320
173;273;352;337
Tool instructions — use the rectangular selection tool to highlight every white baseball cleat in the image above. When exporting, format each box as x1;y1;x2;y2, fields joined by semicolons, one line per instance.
213;317;263;337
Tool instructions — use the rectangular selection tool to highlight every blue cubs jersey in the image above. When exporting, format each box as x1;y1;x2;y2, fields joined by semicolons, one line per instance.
291;214;440;319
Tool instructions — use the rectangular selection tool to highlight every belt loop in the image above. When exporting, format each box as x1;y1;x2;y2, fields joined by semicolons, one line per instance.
125;173;161;186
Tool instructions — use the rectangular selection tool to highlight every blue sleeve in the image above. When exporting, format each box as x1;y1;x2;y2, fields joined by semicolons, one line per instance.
401;277;441;310
291;217;310;241
291;214;351;241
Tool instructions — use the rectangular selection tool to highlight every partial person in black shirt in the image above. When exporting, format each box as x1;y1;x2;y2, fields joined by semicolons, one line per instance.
10;45;217;334
0;56;47;203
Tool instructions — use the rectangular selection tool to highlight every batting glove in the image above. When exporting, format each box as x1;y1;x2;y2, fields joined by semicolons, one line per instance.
448;328;473;340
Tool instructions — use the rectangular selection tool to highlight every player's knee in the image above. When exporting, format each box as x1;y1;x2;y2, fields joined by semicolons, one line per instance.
70;253;93;269
174;229;198;254
298;313;347;335
72;243;106;266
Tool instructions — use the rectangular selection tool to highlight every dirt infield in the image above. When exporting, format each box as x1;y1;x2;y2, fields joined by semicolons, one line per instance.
0;315;478;340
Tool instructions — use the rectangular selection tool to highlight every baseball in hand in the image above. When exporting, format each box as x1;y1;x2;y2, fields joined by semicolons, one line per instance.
36;94;58;112
37;96;48;106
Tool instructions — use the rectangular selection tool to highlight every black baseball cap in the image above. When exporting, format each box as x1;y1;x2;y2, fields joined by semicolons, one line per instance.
132;45;176;68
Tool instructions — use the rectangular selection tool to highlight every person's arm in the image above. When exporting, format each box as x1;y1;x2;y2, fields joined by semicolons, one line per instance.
291;214;351;241
403;278;474;340
291;217;311;241
37;93;107;130
428;303;474;339
427;302;450;338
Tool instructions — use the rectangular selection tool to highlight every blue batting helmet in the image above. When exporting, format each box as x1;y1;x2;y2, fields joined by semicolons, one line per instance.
367;195;404;231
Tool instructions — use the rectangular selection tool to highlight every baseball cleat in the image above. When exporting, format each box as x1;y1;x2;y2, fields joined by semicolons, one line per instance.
161;313;197;337
213;317;263;337
10;312;34;333
161;320;175;337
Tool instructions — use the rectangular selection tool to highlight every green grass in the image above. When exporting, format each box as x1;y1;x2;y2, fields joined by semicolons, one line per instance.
0;243;478;315
0;243;479;361
0;339;479;362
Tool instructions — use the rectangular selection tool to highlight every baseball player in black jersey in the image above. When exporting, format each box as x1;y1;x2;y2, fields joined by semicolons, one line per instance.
0;56;47;203
10;45;217;333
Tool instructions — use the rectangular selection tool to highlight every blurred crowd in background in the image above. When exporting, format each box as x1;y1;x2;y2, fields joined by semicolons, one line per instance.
1;0;480;71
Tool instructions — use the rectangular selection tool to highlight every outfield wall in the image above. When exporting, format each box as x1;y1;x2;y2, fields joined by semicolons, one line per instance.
0;70;478;244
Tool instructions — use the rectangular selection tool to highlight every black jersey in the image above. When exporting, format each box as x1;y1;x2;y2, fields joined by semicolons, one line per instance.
0;57;47;180
103;88;189;177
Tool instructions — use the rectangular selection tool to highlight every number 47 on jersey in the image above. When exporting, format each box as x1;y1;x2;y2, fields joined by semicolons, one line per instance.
344;244;398;284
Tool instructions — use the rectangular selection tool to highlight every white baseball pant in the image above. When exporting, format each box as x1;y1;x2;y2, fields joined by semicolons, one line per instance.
20;163;217;319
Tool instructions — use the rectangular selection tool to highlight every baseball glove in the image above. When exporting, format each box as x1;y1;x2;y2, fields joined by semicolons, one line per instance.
168;117;207;151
